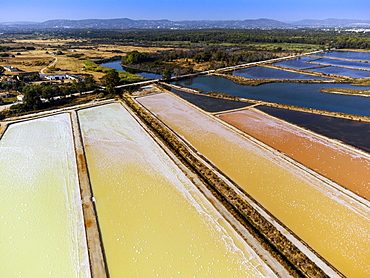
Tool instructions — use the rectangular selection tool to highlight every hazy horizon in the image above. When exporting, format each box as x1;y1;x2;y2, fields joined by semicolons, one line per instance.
1;0;370;23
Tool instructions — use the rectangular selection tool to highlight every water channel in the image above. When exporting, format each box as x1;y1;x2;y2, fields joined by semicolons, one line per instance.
100;60;162;79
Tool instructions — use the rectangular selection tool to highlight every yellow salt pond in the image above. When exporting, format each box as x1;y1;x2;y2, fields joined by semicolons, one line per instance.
78;103;276;277
0;114;90;277
138;93;370;278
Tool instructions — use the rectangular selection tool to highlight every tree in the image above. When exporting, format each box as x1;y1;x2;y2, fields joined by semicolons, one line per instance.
0;66;4;75
161;69;172;81
101;69;120;94
72;80;86;95
122;50;150;65
83;75;95;91
22;86;42;110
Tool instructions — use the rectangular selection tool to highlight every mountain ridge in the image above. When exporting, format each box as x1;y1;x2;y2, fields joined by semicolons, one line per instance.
1;18;370;30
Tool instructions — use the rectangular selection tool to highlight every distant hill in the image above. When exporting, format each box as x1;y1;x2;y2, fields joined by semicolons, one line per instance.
37;18;292;29
1;18;370;30
0;18;291;30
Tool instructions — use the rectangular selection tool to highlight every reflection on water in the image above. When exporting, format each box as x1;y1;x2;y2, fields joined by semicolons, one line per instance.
0;114;89;277
100;60;162;79
138;93;370;278
78;103;275;277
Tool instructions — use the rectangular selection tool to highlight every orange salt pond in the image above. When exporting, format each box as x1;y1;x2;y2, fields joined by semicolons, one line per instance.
137;93;370;278
218;108;370;200
78;103;276;278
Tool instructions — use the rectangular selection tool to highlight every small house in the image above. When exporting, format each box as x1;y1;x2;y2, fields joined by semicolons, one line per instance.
17;95;24;102
45;74;67;81
4;66;20;72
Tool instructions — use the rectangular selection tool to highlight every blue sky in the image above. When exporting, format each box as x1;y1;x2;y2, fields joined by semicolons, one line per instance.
1;0;370;22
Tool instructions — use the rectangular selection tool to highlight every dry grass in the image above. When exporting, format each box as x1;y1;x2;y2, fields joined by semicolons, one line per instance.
1;38;172;79
0;50;54;72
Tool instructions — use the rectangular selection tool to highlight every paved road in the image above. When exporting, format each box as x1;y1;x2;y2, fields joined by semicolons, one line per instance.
0;102;17;112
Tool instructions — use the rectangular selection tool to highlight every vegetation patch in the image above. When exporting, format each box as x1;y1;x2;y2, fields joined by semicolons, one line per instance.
83;60;143;83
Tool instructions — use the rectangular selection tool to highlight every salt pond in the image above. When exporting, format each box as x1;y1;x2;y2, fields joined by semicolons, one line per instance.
232;66;327;80
0;114;90;277
138;93;370;277
312;51;370;62
271;56;319;69
257;106;370;153
306;66;370;78
219;109;370;200
167;87;252;112
78;103;275;277
172;75;370;116
312;58;370;70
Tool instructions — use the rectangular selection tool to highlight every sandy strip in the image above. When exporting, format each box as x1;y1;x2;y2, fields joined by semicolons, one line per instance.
70;111;108;278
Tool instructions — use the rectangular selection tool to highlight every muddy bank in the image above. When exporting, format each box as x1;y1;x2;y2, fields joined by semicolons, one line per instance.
319;87;370;97
0;123;8;140
212;69;348;86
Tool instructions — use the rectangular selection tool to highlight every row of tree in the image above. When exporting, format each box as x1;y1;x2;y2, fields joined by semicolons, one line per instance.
10;75;96;111
54;29;370;50
120;48;279;76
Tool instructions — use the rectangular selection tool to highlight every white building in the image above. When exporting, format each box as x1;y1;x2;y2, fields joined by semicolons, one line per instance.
17;95;24;102
4;66;19;72
45;74;67;81
44;74;84;81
